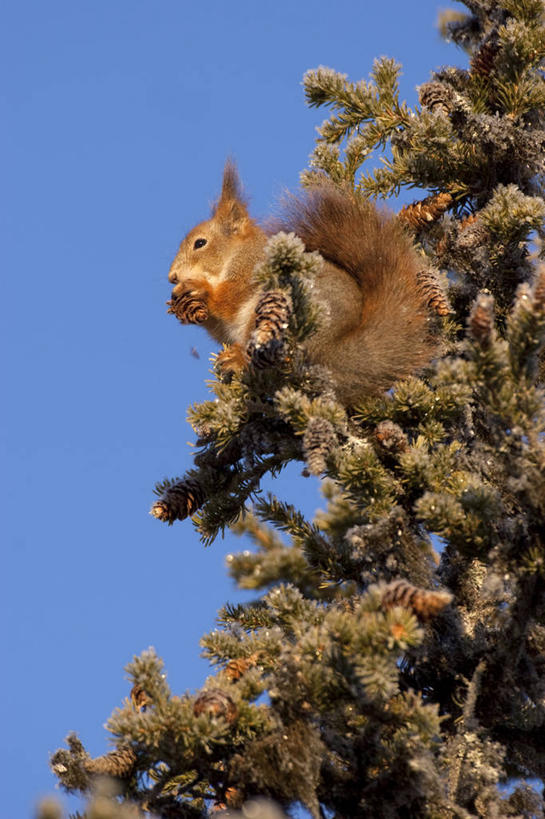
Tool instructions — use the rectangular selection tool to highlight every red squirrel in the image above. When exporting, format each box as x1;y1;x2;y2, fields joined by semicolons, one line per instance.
167;162;435;406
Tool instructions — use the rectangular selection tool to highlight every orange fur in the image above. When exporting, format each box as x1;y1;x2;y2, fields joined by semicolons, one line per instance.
167;162;436;404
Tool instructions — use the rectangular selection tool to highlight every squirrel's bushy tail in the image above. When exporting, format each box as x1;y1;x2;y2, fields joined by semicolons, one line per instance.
269;184;436;399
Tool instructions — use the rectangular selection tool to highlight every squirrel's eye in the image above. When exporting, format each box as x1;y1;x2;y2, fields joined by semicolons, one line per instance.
193;238;207;250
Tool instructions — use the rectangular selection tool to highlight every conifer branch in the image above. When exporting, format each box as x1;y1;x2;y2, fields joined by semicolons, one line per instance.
50;734;137;792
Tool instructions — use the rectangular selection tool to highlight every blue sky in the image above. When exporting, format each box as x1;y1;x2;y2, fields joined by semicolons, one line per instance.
2;2;455;815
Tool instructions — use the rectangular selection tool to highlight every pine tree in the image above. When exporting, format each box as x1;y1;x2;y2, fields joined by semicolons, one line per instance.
48;1;545;816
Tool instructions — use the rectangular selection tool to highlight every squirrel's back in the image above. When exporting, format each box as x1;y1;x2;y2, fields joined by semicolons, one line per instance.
269;184;435;402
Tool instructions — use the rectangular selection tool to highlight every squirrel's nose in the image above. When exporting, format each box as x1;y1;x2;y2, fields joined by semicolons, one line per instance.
168;270;178;284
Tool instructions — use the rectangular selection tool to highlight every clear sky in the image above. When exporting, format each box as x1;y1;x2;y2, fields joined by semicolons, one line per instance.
2;2;456;816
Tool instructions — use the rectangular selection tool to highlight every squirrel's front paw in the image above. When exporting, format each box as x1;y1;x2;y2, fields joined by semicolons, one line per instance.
167;291;209;324
215;344;248;378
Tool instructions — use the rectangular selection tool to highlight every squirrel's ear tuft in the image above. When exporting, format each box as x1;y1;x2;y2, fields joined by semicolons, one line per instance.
220;159;244;203
214;159;250;233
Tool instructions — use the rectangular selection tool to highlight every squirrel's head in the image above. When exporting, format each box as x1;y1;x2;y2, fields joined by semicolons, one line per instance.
169;161;256;287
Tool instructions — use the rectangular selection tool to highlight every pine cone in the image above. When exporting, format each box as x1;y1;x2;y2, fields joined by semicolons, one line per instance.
193;688;238;725
302;417;337;475
469;292;495;349
418;81;455;116
380;579;452;621
416;268;452;317
225;652;260;681
247;290;292;368
166;293;209;324
451;217;491;273
151;477;206;524
457;219;489;253
375;420;408;454
470;39;499;79
85;746;137;778
399;192;453;231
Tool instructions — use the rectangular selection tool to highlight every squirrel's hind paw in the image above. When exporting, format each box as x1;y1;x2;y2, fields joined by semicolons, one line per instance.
215;344;248;378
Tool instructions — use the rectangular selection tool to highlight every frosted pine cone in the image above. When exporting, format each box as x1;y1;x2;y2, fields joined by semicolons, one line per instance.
380;579;452;621
375;420;408;454
193;688;238;724
303;417;337;475
418;81;455;116
470;39;499;79
456;216;490;254
151;477;206;524
167;292;209;324
469;292;495;349
247;290;292;368
85;746;137;778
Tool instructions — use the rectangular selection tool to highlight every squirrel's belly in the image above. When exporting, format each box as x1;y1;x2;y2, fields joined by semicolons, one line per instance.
226;295;261;345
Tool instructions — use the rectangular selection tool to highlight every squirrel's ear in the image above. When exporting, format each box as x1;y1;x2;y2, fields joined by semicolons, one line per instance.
214;159;250;233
